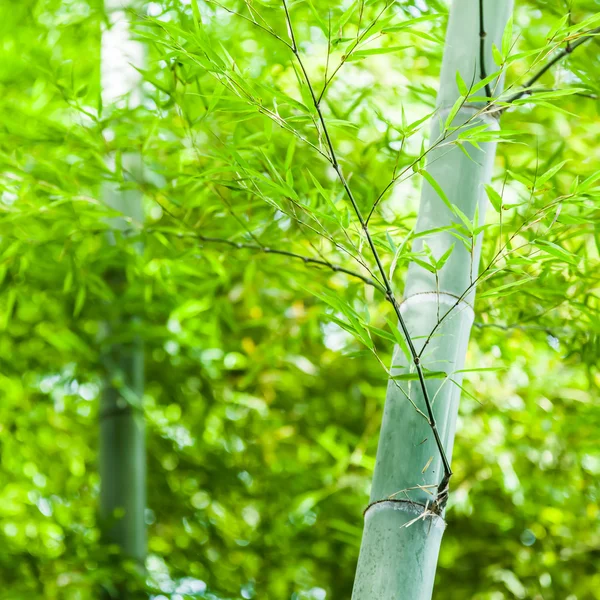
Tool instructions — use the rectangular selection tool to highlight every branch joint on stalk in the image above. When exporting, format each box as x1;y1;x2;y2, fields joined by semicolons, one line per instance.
363;498;447;529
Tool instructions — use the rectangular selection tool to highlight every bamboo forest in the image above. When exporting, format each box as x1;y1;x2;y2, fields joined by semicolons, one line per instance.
1;0;600;598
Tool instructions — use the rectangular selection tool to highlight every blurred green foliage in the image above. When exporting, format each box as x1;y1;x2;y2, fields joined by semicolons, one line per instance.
0;0;599;599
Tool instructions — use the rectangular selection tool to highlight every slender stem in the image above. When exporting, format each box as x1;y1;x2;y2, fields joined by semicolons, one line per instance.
148;228;386;292
204;0;293;50
366;129;448;225
473;321;564;335
525;87;598;100
317;2;392;104
281;0;453;489
418;196;571;358
478;0;492;98
505;25;600;104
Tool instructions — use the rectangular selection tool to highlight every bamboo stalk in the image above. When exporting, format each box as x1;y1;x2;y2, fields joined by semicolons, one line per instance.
99;0;146;593
352;2;514;598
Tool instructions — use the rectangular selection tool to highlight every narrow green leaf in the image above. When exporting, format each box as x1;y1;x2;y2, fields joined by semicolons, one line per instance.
1;288;17;330
479;277;533;298
391;370;447;381
74;286;86;317
502;15;513;58
334;0;358;34
386;231;397;252
284;137;296;171
413;257;437;273
471;68;503;94
381;14;444;33
421;170;453;211
444;95;465;129
536;160;569;188
452;205;474;233
492;43;503;67
456;71;468;96
347;46;411;61
536;240;579;266
436;244;455;269
191;0;203;33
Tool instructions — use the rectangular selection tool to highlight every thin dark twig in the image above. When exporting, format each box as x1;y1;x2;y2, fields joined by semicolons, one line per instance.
366;123;481;226
281;0;453;499
417;195;572;359
156;26;330;160
204;0;292;50
153;161;381;290
211;184;265;247
149;226;385;292
478;0;492;98
473;321;564;335
317;2;392;104
505;25;600;105
177;95;375;281
365;129;446;225
526;87;598;100
287;200;337;267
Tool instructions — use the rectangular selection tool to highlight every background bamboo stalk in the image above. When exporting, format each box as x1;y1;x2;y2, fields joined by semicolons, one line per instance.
99;0;146;589
352;2;514;598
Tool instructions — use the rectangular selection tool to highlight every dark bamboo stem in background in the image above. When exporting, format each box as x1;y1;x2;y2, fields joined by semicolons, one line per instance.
100;3;146;597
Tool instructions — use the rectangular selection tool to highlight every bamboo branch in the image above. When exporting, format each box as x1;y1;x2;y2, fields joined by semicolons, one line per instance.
147;228;386;292
473;321;564;335
204;0;293;50
418;196;572;358
317;2;392;104
514;86;598;101
505;25;600;104
281;0;453;499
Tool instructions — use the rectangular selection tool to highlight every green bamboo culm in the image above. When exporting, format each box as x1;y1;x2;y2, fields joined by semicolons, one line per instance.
351;1;514;598
99;0;146;593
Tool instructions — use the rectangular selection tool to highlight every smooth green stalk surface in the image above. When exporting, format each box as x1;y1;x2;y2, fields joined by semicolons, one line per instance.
99;330;145;562
99;0;146;589
352;1;514;598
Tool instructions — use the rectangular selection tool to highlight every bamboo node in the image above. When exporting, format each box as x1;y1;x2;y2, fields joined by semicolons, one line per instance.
363;498;446;530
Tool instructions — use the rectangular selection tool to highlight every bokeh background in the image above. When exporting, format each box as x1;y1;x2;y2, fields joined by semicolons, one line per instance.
0;0;599;598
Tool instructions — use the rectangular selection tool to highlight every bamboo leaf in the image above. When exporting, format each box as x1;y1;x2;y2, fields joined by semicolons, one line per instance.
190;0;202;33
535;240;579;266
485;184;503;212
479;277;533;298
456;71;468;96
389;227;413;281
452;205;474;233
502;15;513;58
444;95;465;129
390;370;447;380
492;43;503;67
381;14;444;33
436;244;455;270
334;0;358;34
346;46;411;61
420;170;453;211
536;160;569;187
73;286;86;318
471;68;503;94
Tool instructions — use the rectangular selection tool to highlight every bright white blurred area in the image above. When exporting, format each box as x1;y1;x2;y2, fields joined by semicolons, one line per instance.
101;0;144;106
